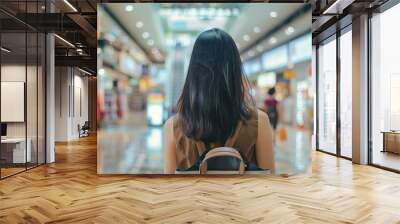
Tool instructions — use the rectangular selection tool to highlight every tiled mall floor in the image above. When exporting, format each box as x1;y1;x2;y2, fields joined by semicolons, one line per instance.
98;112;312;174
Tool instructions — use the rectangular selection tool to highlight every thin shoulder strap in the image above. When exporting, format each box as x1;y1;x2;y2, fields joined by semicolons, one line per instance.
224;120;243;147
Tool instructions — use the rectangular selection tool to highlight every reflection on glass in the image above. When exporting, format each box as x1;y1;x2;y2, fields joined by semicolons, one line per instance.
318;38;337;154
1;30;27;177
371;4;400;171
340;30;352;158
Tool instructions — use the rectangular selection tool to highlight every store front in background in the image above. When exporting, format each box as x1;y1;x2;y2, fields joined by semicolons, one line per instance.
0;3;46;179
244;33;314;133
315;25;352;159
370;2;400;172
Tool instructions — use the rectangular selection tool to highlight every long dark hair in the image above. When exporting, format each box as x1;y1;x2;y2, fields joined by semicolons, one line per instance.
177;28;252;144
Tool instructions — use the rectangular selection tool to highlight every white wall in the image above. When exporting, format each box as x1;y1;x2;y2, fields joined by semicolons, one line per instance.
54;67;89;141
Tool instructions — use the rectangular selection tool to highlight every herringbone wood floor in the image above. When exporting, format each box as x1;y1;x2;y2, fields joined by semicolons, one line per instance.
1;135;400;224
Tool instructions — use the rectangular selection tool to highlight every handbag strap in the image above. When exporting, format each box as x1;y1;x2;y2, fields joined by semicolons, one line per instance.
199;147;245;174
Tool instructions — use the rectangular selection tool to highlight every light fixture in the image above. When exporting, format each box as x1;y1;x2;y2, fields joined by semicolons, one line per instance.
147;39;154;46
142;32;149;39
243;34;250;42
285;26;294;35
253;27;260;33
41;5;46;10
78;67;92;76
269;37;277;45
256;45;263;52
98;68;105;76
54;34;75;48
136;21;144;28
125;5;134;12
63;0;78;12
270;11;278;18
232;8;240;16
322;0;344;14
1;47;11;53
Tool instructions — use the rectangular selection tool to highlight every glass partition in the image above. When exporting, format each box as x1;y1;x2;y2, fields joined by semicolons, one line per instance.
0;1;46;179
339;28;352;158
371;3;400;171
317;36;337;154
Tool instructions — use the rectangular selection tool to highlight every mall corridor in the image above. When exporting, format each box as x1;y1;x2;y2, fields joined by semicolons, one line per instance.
1;135;400;223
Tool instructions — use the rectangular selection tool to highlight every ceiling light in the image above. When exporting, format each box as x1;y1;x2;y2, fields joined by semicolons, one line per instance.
41;5;46;10
142;32;149;39
136;21;144;28
256;45;263;52
232;8;240;16
269;37;277;45
54;34;75;48
253;27;260;33
63;0;78;12
270;11;278;18
147;39;154;46
243;34;250;42
78;67;92;76
125;5;134;12
285;26;294;35
1;47;11;53
98;68;105;76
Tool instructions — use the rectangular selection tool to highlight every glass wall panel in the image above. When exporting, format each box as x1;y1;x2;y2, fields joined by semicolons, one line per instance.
0;1;46;179
339;29;352;158
1;30;28;177
371;4;400;171
317;37;337;154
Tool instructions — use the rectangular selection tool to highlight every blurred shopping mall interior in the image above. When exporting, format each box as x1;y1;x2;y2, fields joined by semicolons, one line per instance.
97;3;313;174
0;0;400;223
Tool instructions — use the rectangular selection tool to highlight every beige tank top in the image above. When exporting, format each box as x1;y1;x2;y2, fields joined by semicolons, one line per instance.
173;108;259;169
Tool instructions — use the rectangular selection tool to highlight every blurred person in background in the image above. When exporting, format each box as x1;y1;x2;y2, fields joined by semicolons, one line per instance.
264;87;284;142
163;28;275;174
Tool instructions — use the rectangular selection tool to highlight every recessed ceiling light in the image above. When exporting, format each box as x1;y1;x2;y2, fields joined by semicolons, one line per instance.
1;47;11;53
285;26;295;35
269;37;277;44
270;11;278;18
147;39;154;46
253;27;260;33
125;5;134;12
232;8;240;16
63;0;78;12
243;34;250;42
256;45;263;52
136;21;144;28
142;32;149;39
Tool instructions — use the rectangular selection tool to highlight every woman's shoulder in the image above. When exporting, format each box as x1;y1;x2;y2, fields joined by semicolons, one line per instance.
164;115;177;129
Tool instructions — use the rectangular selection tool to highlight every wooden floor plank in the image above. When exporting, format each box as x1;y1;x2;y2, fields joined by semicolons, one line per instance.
0;135;399;223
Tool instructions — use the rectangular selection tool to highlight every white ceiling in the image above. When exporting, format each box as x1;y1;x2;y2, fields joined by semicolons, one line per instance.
103;3;310;63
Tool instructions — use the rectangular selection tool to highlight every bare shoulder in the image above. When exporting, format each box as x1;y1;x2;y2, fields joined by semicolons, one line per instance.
164;115;175;130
